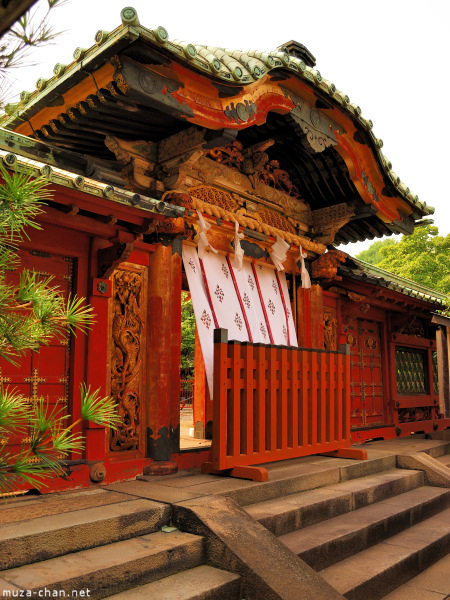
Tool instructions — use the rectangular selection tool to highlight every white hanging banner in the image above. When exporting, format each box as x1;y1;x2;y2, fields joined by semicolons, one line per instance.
201;251;249;343
252;262;297;346
277;271;298;346
182;245;216;397
230;261;271;344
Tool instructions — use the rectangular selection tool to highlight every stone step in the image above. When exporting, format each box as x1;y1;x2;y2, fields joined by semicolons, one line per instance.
245;468;425;536
379;552;450;599
0;497;170;569
0;530;204;600
279;485;450;570
436;454;450;468
320;506;450;600
104;565;241;600
218;453;398;507
0;488;137;526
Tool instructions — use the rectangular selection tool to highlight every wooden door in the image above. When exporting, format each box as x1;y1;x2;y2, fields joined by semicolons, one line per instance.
347;318;385;429
0;249;72;460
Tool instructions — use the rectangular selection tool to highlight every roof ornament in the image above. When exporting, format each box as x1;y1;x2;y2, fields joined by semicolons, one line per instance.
270;235;290;271
196;210;218;258
121;7;140;27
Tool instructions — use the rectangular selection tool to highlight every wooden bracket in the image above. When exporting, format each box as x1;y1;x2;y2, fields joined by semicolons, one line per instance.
201;462;269;482
320;448;368;460
97;241;134;278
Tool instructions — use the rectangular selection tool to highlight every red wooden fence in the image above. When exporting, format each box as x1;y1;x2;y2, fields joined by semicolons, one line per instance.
202;328;362;481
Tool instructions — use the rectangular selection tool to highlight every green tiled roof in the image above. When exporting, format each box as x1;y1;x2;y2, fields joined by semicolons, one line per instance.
347;257;447;305
0;6;432;218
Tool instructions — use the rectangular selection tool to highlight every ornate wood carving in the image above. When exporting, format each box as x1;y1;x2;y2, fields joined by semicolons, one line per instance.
190;186;238;212
391;314;425;337
104;136;162;194
398;407;432;423
311;249;347;281
323;310;337;351
110;267;145;452
312;202;356;244
98;241;134;279
206;139;302;199
257;206;296;234
281;87;344;154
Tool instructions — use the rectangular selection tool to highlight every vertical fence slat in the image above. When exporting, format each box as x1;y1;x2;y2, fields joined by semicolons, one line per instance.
337;352;343;442
319;352;327;446
301;350;309;448
231;343;242;460
268;347;277;452
256;345;266;454
310;351;318;446
280;347;288;452
343;349;351;444
328;352;336;443
290;349;299;449
244;343;254;457
213;330;229;470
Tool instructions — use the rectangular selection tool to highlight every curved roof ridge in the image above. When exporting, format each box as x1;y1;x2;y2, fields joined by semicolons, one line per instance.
0;6;432;217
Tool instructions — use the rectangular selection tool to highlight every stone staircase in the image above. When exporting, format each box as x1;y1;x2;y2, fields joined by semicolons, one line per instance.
244;465;450;599
1;437;449;600
0;489;241;600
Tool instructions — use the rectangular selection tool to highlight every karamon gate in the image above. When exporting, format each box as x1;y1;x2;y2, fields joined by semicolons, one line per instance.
0;6;449;490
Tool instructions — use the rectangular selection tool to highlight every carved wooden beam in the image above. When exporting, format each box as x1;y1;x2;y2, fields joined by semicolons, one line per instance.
311;202;356;244
98;241;134;279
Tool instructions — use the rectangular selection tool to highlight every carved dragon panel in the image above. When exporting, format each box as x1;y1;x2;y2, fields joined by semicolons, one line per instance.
110;266;145;452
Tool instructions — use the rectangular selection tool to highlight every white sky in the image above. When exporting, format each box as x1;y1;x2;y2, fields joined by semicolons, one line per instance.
5;0;450;254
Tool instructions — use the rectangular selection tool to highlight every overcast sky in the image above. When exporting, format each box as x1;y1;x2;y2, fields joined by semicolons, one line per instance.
5;0;450;254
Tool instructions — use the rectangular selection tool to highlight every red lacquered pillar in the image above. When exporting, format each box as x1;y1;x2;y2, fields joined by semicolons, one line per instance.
145;242;181;473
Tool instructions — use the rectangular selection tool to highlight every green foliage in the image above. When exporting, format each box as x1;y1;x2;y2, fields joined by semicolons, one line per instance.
0;167;117;495
356;226;450;295
356;238;396;265
0;0;67;110
0;2;120;496
180;292;195;377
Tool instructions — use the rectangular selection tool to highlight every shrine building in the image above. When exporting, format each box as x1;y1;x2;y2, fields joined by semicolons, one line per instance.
1;6;449;489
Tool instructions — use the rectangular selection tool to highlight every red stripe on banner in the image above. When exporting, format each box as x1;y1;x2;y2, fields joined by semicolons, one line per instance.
199;256;219;329
275;271;291;346
227;256;253;342
252;262;274;345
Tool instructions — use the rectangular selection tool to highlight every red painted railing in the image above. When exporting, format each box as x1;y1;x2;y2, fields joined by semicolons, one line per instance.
180;379;194;408
202;328;355;480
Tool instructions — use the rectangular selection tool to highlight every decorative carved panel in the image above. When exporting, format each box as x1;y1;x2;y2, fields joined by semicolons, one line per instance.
398;407;432;423
190;186;238;212
257;207;295;234
110;265;146;452
323;310;337;351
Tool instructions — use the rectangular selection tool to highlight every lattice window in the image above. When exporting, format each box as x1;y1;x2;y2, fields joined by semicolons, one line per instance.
396;348;427;395
432;351;439;394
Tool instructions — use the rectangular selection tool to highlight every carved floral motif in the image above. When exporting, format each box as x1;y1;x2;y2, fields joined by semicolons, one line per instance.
110;269;144;452
190;186;238;212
